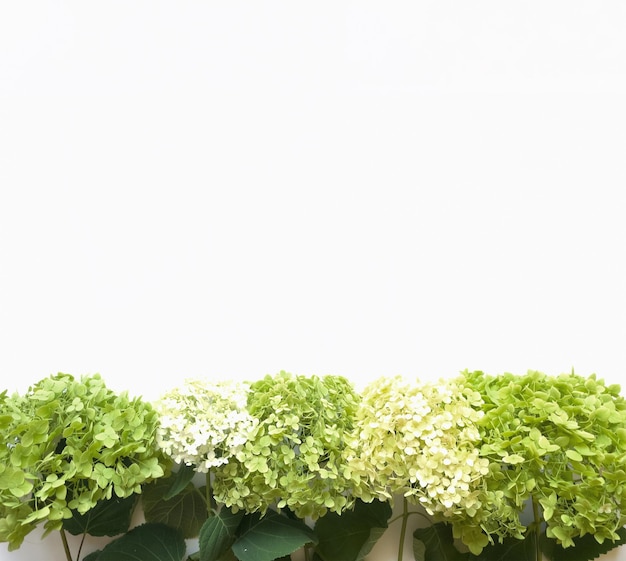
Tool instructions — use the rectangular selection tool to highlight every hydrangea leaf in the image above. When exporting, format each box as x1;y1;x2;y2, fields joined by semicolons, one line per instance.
413;523;469;561
197;508;244;561
82;550;102;561
163;463;197;500
232;510;317;561
314;499;392;561
89;523;185;561
472;532;537;561
142;477;207;539
63;495;138;537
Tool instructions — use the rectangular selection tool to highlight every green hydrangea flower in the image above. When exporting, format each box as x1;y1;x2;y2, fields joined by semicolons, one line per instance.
343;375;489;519
154;378;257;472
212;371;360;519
0;373;167;550
452;370;626;554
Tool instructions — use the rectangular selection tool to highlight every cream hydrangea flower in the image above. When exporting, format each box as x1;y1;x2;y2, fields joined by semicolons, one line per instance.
154;378;257;473
344;375;489;518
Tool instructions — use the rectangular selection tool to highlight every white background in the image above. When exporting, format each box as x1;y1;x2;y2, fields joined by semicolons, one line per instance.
1;2;625;560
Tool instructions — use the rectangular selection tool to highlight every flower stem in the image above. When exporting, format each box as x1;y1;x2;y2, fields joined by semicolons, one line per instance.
206;469;215;515
60;528;73;561
532;496;542;561
398;497;409;561
389;509;430;526
76;531;87;561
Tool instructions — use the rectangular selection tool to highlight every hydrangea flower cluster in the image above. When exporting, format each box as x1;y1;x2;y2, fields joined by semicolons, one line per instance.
452;370;626;554
212;371;360;519
154;378;256;472
0;373;166;551
3;369;626;561
343;375;489;519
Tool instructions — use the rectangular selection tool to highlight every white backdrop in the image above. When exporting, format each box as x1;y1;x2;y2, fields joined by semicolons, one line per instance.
1;2;625;560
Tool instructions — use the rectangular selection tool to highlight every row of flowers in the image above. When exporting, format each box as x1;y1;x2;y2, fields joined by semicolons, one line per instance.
1;369;625;561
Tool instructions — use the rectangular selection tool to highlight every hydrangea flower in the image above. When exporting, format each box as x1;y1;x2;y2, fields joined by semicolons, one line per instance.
0;373;166;551
343;375;489;519
452;370;626;554
154;378;256;473
212;371;360;519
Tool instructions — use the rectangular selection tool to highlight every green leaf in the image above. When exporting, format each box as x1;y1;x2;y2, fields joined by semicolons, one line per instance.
198;508;244;561
232;510;317;561
412;523;469;561
413;536;426;561
63;495;138;537
314;499;392;561
83;550;102;561
143;477;207;538
90;523;186;561
163;464;197;500
217;549;238;561
472;532;536;561
540;527;626;561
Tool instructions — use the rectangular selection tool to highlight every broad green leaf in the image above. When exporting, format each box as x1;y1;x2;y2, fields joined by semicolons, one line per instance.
198;508;244;561
143;477;207;538
413;536;426;561
412;523;469;561
163;464;197;501
91;523;185;561
63;495;138;537
540;527;626;561
232;510;317;561
472;532;536;561
314;499;392;561
217;549;238;561
357;526;387;560
83;550;102;561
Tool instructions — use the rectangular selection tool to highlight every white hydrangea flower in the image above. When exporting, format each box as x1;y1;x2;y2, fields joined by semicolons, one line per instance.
154;378;257;473
344;375;490;517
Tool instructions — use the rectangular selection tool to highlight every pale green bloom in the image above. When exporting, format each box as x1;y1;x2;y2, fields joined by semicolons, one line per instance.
344;375;489;518
212;371;360;519
154;378;256;473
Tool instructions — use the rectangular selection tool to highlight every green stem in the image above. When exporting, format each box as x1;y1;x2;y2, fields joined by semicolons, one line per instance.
389;509;430;526
206;469;215;515
59;528;73;561
398;497;409;561
76;510;91;561
532;497;542;561
76;532;87;561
